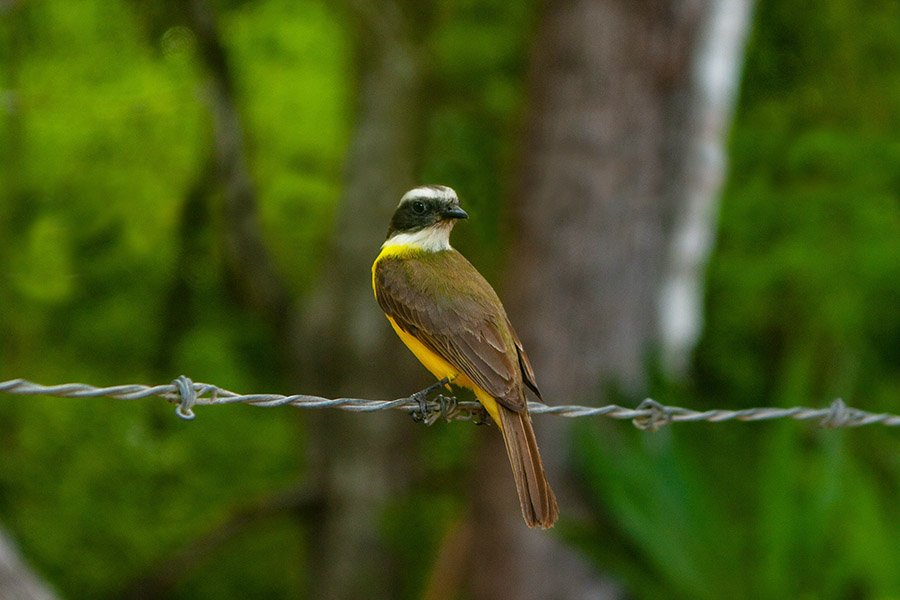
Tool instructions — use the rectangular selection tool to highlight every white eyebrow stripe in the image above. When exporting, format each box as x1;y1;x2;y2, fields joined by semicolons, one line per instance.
399;185;458;206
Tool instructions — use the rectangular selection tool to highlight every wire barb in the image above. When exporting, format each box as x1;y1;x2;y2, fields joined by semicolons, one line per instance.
632;399;671;431
0;377;898;429
173;375;197;420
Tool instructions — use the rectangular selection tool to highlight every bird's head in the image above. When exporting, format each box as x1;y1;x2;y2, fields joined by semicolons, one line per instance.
384;185;468;251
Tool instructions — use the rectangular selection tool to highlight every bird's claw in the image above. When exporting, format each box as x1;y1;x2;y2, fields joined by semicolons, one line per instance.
410;378;453;426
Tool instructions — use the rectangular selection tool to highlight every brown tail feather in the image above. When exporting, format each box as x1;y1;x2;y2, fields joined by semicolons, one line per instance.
497;406;559;528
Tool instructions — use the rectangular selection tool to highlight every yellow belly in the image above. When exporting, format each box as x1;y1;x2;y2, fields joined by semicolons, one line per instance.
373;245;502;427
385;311;502;427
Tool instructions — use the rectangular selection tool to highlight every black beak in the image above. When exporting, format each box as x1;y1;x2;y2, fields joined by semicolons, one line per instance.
443;206;468;220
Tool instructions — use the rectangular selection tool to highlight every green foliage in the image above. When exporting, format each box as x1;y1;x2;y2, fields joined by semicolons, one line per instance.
571;0;900;598
420;0;537;275
699;0;900;409
574;418;900;599
0;0;342;595
0;0;534;595
381;491;461;599
226;0;351;293
171;516;306;599
573;425;748;600
1;0;897;597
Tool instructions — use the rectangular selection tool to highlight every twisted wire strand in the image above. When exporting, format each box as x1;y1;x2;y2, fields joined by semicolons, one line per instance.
1;377;898;430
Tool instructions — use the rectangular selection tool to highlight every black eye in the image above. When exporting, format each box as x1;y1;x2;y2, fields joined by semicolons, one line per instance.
412;201;426;214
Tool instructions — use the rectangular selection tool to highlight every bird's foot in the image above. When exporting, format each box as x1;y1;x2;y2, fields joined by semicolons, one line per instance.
410;378;454;426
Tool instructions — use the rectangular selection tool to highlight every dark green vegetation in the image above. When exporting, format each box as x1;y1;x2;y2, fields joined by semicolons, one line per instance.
573;1;900;599
1;0;897;598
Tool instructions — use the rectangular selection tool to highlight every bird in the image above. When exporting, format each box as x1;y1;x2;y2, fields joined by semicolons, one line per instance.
371;184;558;528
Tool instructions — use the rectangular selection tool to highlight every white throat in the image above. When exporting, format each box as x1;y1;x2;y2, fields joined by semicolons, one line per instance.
382;223;453;253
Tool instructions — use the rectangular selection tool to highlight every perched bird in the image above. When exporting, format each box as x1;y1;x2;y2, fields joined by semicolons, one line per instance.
372;185;558;528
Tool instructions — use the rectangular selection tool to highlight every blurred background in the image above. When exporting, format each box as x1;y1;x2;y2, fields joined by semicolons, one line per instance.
1;0;898;598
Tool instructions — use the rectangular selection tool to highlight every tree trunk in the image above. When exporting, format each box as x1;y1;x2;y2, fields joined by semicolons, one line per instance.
187;0;294;334
299;2;430;597
509;0;705;399
466;0;750;598
159;1;432;597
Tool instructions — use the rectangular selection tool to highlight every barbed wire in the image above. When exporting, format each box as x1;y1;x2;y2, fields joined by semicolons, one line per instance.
1;377;898;431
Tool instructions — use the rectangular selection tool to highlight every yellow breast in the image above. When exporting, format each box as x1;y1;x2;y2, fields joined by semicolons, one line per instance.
372;246;502;426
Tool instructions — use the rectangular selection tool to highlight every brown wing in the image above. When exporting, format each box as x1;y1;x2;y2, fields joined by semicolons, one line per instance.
375;251;526;412
511;327;542;400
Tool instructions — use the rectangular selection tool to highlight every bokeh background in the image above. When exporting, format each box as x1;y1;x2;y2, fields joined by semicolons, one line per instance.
1;0;898;598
